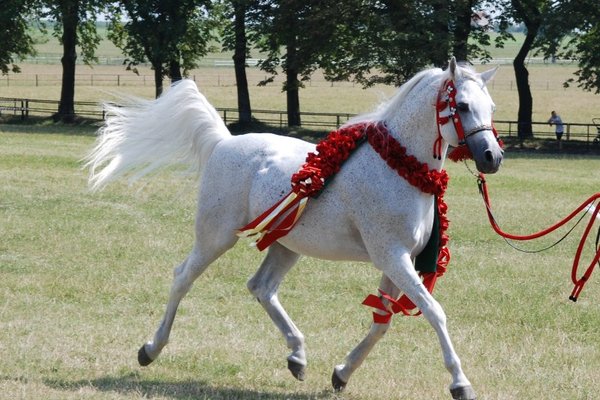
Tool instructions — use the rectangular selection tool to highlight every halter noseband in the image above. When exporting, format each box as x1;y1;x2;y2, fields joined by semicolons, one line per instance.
434;79;500;161
464;124;494;139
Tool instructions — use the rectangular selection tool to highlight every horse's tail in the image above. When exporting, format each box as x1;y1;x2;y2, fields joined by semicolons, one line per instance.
85;79;231;191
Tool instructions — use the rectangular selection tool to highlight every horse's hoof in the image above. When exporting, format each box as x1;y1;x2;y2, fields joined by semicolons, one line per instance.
450;385;476;400
331;370;347;392
137;345;154;367
287;359;306;381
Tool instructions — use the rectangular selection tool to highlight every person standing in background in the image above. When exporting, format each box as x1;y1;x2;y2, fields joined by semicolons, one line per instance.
548;110;564;150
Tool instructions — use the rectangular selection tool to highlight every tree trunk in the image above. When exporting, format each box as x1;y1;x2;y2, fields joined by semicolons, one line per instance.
511;0;541;140
56;0;79;123
169;59;182;83
452;0;473;62
286;75;301;127
513;27;538;139
285;41;301;127
233;1;252;125
154;64;164;98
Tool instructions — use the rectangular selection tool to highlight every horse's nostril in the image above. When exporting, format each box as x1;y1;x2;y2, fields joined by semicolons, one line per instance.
484;150;493;163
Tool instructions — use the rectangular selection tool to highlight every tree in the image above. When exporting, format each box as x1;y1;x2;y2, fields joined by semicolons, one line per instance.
0;0;39;75
573;26;600;93
108;0;219;98
323;0;495;88
492;0;584;139
506;0;546;139
221;0;255;125
539;0;600;94
453;0;502;62
323;0;444;87
43;0;103;123
252;0;344;126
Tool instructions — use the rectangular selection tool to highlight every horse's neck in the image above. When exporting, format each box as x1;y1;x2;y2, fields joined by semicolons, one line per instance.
386;85;446;171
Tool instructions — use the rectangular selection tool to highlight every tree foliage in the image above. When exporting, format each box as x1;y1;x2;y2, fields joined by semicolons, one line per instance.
322;0;496;88
0;0;40;75
537;0;600;93
573;26;600;93
107;0;220;97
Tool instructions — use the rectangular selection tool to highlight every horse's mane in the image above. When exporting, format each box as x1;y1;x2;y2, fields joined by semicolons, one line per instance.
345;63;480;127
345;68;442;126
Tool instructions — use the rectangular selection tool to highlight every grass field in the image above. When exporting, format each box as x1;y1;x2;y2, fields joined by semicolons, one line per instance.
2;27;600;399
2;124;600;399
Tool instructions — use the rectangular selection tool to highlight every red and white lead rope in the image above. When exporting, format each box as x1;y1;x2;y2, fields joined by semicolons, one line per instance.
478;173;600;302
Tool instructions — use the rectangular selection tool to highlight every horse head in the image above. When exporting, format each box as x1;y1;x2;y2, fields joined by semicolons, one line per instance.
439;57;503;174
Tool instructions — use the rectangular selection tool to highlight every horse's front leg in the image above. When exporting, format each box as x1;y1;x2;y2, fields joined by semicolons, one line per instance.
246;243;306;380
380;252;474;400
332;274;399;391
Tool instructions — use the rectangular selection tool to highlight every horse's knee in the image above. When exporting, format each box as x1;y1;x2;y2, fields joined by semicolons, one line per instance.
247;274;278;304
246;277;263;300
173;251;202;278
419;296;447;327
173;262;186;278
370;321;391;339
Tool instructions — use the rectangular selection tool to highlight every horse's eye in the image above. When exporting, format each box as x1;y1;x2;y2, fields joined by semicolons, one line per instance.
457;102;469;112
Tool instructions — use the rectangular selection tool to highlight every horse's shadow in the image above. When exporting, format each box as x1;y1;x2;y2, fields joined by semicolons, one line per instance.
43;372;335;400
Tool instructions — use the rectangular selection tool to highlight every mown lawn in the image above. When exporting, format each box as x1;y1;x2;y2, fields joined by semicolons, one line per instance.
1;124;600;399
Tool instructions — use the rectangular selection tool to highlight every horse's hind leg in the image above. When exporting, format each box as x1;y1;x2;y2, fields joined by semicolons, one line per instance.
246;243;305;380
138;234;236;366
332;274;400;391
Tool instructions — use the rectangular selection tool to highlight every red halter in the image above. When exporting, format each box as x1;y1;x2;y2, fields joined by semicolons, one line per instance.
435;79;501;162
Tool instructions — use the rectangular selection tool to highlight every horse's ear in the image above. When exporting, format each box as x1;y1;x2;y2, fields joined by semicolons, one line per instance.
448;56;459;80
480;66;499;84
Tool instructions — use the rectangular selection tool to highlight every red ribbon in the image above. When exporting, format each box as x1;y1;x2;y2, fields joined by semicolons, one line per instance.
362;273;439;322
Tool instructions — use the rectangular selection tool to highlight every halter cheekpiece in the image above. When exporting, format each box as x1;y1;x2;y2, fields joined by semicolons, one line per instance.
435;79;500;162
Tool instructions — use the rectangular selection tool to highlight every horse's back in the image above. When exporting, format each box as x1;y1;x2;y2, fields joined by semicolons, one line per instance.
207;132;314;201
194;133;313;232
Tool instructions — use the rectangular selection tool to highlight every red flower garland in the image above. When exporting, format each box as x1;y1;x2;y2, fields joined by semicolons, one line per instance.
290;124;366;197
291;122;450;274
294;122;452;319
239;122;451;302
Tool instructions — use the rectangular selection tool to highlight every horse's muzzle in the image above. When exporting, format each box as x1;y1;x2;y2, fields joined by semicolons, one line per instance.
468;131;504;174
475;147;503;173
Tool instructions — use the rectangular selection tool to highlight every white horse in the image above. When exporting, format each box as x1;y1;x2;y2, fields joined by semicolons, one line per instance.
85;58;502;400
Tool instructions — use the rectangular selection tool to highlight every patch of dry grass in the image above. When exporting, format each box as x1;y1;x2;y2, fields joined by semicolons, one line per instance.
1;126;600;399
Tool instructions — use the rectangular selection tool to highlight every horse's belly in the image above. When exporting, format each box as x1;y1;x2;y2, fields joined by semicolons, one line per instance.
279;228;370;261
